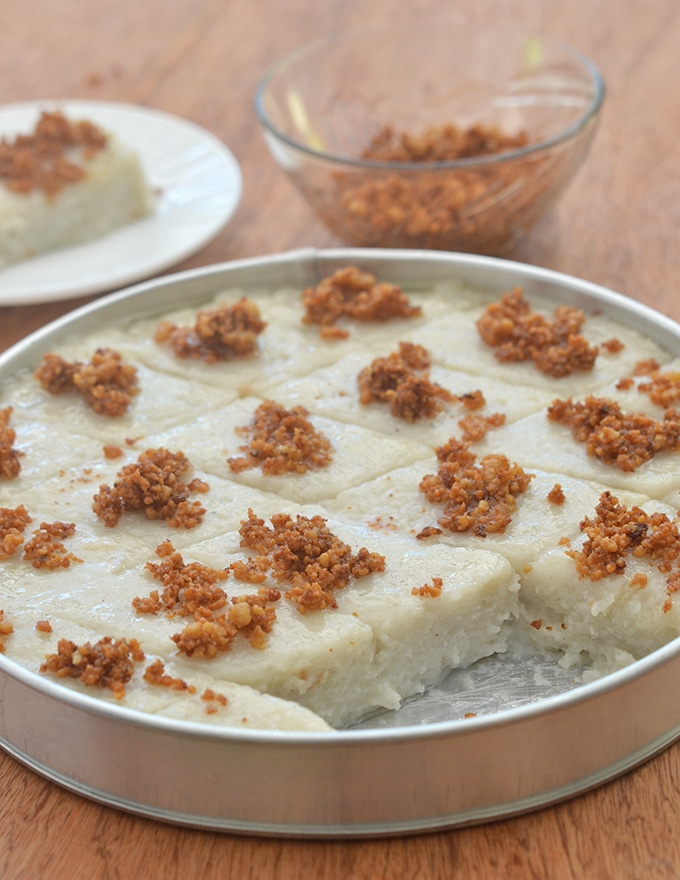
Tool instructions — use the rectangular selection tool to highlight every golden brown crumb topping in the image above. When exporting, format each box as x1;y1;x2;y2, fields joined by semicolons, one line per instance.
0;110;108;198
416;525;443;539
228;400;333;475
201;688;229;713
35;348;138;417
333;124;534;254
568;491;680;609
601;338;625;354
633;358;661;376
302;266;422;339
0;407;23;479
358;341;455;422
170;616;237;659
40;636;145;698
134;540;230;617
134;541;281;658
547;396;680;472
547;484;566;505
411;576;444;598
35;620;53;634
238;510;385;612
23;521;82;570
0;610;13;652
227;587;281;650
103;444;124;459
457;390;486;411
362;123;529;164
458;412;506;443
230;556;270;584
171;586;281;658
93;448;208;528
0;505;32;559
637;369;680;409
419;438;533;537
477;287;599;377
155;299;266;362
143;659;196;693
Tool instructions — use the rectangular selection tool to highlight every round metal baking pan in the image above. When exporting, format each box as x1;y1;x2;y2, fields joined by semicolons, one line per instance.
2;247;680;837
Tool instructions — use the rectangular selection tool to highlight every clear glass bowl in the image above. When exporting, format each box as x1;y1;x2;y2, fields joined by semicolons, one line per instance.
254;24;604;256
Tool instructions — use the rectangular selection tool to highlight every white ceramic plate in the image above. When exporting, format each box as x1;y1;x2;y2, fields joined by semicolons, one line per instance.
0;100;242;305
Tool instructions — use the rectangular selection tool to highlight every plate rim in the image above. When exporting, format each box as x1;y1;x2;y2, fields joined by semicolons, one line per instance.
0;98;243;305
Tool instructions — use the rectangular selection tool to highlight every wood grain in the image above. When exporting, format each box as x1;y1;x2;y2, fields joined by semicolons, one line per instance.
1;0;680;876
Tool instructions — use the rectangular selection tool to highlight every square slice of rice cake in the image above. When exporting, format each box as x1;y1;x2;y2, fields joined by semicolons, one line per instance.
0;111;152;268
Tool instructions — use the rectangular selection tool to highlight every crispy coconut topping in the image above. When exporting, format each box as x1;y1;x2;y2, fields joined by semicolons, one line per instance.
40;636;145;698
637;369;680;409
171;586;281;658
335;124;533;253
201;688;229;713
547;484;566;506
362;123;529;163
23;521;82;570
155;299;266;362
411;576;444;598
228;400;333;475
134;541;281;657
0;505;32;559
568;491;680;610
358;341;455;422
0;110;108;198
419;438;533;537
633;358;661;376
0;407;23;479
143;659;196;693
302;266;422;339
477;287;599;377
0;610;14;652
547;396;680;472
35;348;138;417
458;412;506;443
238;510;385;612
93;448;208;528
134;540;230;617
601;338;625;354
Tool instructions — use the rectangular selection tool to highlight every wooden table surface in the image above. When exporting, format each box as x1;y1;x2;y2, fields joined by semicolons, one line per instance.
1;0;680;877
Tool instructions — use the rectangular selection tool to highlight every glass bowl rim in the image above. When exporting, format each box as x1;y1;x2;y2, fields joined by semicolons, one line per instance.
253;24;605;172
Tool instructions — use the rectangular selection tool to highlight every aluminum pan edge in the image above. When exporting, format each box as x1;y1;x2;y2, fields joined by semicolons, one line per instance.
2;247;680;836
2;247;680;373
2;641;680;836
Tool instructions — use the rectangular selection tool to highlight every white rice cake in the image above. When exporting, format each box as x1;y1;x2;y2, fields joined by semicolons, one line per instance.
3;272;680;730
263;348;555;447
519;496;680;675
410;296;672;394
0;116;152;268
471;404;680;500
0;488;518;728
326;462;651;573
1;458;290;555
3;605;332;732
5;359;238;448
141;395;432;504
181;514;518;727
